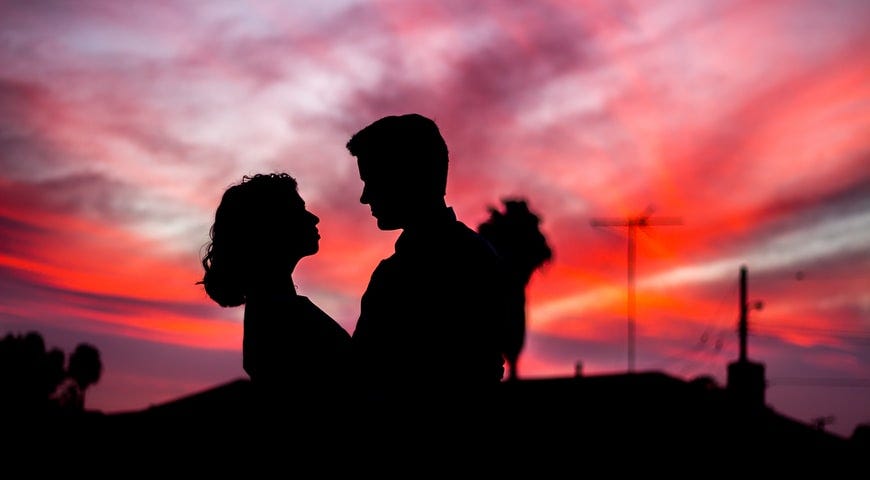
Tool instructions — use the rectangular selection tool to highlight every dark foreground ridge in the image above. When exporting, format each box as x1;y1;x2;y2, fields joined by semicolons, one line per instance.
19;371;861;469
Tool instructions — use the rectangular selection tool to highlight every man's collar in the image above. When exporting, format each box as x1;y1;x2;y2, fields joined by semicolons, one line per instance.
395;206;458;251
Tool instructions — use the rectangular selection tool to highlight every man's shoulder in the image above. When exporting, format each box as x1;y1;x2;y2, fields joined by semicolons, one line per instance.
389;218;503;266
452;220;501;258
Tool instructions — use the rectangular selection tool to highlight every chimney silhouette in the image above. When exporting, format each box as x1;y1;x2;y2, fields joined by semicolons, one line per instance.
726;265;766;409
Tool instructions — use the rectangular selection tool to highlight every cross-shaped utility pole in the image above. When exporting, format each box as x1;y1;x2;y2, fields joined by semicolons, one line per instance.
591;209;682;372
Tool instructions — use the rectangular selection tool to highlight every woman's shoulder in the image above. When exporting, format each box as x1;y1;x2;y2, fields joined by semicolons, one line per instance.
294;295;323;314
296;296;352;339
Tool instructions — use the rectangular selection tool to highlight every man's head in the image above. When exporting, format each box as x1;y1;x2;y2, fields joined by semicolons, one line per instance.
346;113;449;230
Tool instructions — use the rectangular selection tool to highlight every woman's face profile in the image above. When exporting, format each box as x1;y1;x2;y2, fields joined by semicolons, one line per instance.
245;183;321;277
281;189;320;260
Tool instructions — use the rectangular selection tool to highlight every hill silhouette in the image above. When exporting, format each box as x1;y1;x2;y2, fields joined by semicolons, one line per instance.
7;369;866;474
94;370;864;464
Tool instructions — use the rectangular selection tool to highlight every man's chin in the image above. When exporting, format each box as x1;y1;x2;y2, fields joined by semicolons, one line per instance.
376;218;402;231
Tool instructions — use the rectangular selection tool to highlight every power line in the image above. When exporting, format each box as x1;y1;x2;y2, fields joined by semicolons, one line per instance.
751;324;870;339
648;279;739;375
768;377;870;388
750;330;870;346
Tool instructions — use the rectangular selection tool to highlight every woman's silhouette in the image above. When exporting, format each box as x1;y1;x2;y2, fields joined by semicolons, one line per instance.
200;173;351;420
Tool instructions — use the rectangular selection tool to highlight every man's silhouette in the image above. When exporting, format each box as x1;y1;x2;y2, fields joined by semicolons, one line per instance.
346;113;508;414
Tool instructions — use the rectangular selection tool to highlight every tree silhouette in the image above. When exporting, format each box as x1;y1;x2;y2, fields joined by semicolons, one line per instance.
45;347;66;398
0;331;67;415
1;331;103;416
53;343;103;411
478;198;553;381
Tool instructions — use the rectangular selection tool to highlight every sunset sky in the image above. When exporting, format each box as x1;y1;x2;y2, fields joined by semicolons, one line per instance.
1;0;868;438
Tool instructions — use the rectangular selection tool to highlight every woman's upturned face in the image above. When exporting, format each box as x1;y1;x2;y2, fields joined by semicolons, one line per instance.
282;190;320;260
240;182;321;286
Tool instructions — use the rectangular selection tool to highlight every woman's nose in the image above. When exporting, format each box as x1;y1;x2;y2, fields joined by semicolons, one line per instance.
307;210;319;225
360;184;370;205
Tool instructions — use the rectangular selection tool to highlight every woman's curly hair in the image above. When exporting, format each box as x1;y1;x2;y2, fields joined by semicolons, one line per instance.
199;173;299;307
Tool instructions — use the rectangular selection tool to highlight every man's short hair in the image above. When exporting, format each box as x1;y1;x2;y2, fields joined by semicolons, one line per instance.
346;113;449;196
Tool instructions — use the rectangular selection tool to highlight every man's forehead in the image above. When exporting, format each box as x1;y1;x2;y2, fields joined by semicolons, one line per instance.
357;154;391;172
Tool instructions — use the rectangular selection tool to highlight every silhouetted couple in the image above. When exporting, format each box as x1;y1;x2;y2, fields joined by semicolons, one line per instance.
200;114;511;432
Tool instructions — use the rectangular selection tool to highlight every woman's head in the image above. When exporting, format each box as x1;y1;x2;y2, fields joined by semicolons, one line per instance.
200;173;320;307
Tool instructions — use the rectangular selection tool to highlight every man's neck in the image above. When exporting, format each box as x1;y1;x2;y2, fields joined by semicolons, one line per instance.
402;200;452;231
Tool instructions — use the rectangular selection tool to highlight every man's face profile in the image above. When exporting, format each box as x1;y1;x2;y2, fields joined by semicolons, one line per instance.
357;154;411;231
